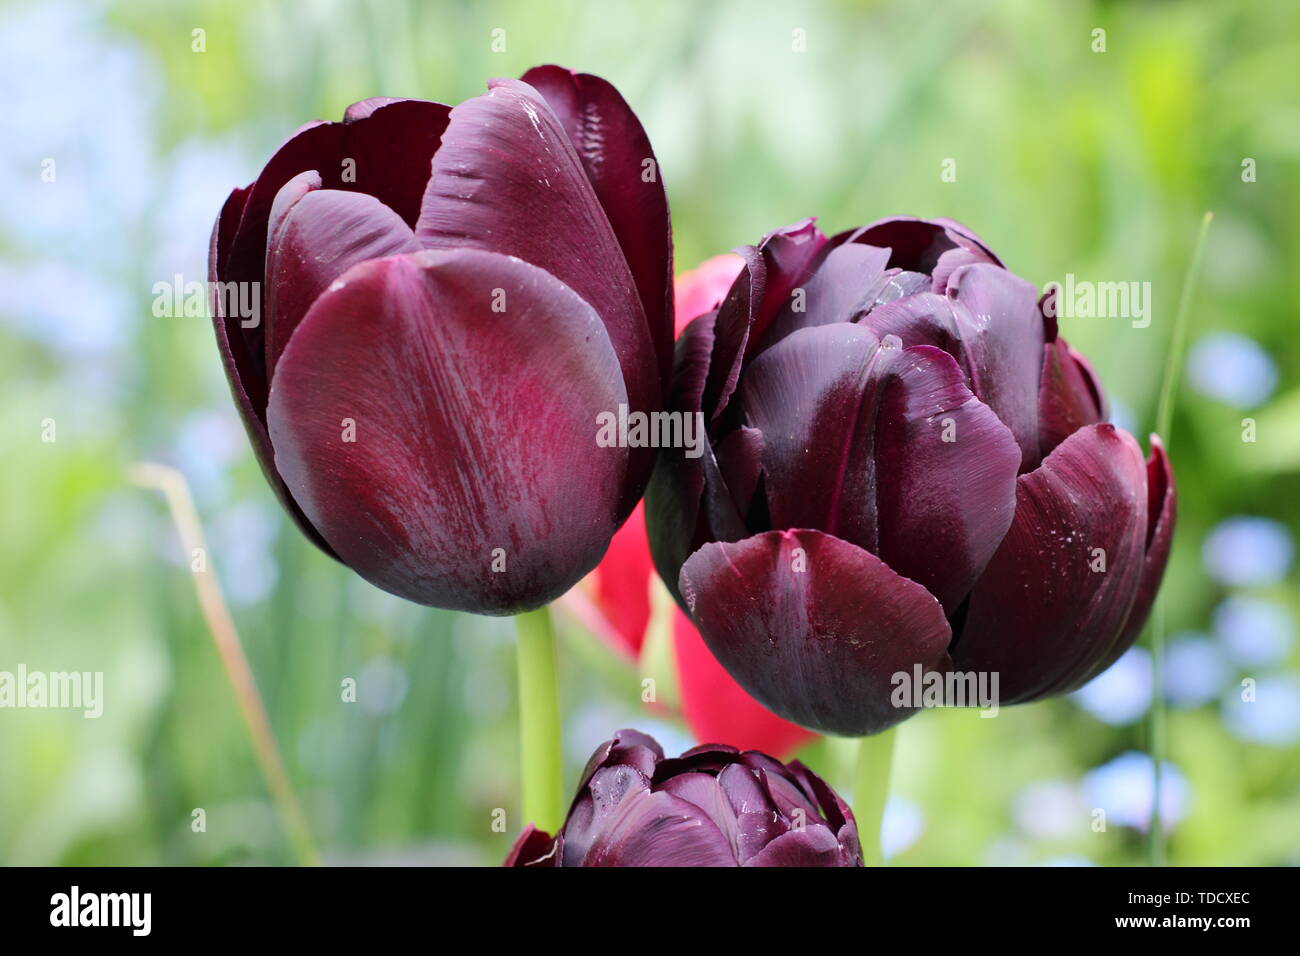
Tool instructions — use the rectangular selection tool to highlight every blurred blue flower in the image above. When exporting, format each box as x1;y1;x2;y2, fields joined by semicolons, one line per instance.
1107;397;1137;437
1202;516;1294;588
1013;780;1085;839
1213;595;1294;668
1187;331;1278;408
1040;855;1097;867
1072;647;1151;725
882;796;924;860
1163;633;1228;707
1221;676;1300;747
1083;751;1189;832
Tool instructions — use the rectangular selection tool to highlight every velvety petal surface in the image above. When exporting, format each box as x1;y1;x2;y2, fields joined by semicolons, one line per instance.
953;424;1149;701
863;263;1045;469
1085;435;1176;680
1037;336;1106;459
414;79;655;515
739;325;1020;611
581;788;737;867
210;185;335;556
645;310;717;606
264;180;421;375
672;608;816;758
266;249;628;614
521;65;675;379
679;529;954;736
703;219;827;423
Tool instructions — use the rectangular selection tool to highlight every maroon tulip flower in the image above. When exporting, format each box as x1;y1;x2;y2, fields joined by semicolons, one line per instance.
646;216;1175;736
209;67;672;614
506;729;861;866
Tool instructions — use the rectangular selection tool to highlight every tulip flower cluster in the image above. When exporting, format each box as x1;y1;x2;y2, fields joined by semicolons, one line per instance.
211;64;1176;866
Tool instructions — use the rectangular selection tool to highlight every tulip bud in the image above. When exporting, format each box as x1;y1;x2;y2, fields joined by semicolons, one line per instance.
646;216;1175;736
506;729;862;866
210;67;672;614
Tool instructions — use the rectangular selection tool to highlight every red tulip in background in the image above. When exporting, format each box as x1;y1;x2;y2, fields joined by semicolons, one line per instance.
646;216;1176;736
562;258;815;759
210;66;671;614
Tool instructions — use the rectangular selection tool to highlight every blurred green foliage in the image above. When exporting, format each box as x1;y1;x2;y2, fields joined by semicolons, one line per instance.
1;0;1297;865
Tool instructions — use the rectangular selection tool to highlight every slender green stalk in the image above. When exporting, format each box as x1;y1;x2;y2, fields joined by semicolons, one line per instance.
131;463;321;866
853;728;896;866
515;606;564;834
1147;211;1213;865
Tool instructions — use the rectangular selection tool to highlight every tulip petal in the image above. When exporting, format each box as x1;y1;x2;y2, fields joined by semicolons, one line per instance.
504;824;558;866
849;215;1000;276
520;65;675;380
953;424;1149;701
740;326;1020;610
210;185;336;556
221;98;451;295
267;249;628;614
704;219;827;423
1085;436;1176;679
415;79;656;514
863;263;1045;469
264;183;421;375
679;529;953;736
755;242;892;351
1038;336;1105;459
743;826;842;867
646;311;717;606
582;788;738;867
674;608;816;758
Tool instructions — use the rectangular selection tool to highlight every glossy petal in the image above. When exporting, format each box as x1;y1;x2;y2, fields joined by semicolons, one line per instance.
673;608;816;758
210;185;335;556
863;263;1045;469
521;65;675;379
645;311;716;606
582;788;737;867
703;219;827;423
953;424;1149;701
849;215;1000;277
264;182;421;375
1085;435;1176;679
740;326;1020;610
415;79;655;517
266;249;628;614
504;824;558;866
743;826;843;867
679;529;953;736
1038;335;1105;459
755;242;892;352
221;98;451;294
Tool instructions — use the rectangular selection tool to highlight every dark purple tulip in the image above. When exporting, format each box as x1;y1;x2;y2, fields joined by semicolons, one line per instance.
505;729;862;867
210;66;672;614
646;216;1175;736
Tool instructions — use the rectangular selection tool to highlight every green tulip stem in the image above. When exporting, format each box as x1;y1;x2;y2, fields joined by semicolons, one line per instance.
1147;210;1213;865
515;606;565;835
854;727;896;866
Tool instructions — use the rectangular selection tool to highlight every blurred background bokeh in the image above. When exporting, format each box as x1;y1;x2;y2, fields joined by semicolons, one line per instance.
2;0;1298;866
